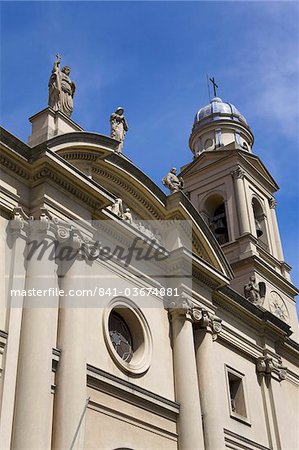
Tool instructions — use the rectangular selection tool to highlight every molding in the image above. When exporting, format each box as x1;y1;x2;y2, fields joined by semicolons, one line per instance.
0;127;31;159
219;324;262;359
86;364;179;421
32;166;104;210
1;143;115;213
224;428;270;450
92;166;164;220
43;130;118;152
230;252;298;298
88;400;178;442
217;286;292;337
0;150;31;181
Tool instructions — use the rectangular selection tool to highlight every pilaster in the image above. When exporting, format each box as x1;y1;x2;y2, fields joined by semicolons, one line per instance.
256;351;287;450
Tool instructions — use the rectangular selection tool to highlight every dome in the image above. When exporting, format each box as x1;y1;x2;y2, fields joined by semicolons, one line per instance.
194;97;247;126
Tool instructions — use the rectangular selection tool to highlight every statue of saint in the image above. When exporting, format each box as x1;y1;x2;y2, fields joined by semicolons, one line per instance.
244;275;266;305
110;107;128;152
48;54;76;117
122;208;133;224
162;168;184;193
107;198;124;218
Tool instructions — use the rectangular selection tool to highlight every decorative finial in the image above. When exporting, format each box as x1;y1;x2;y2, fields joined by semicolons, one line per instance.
48;54;76;117
209;76;218;98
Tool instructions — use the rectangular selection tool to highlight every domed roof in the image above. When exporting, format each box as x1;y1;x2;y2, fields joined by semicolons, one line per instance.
194;97;247;126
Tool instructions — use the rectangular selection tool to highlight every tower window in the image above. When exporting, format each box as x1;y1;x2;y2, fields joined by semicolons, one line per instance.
225;366;250;423
211;203;229;245
252;198;269;250
202;194;230;245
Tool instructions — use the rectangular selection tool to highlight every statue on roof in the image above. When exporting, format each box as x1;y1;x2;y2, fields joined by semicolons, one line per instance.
110;107;128;152
162;168;184;194
48;54;76;117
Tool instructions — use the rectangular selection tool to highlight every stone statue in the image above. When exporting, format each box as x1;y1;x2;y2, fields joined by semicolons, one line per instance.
162;168;184;193
110;107;128;152
48;54;76;117
107;198;124;218
244;275;266;305
122;208;133;224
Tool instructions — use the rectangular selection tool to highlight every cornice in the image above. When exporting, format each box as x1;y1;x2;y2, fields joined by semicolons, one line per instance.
87;364;179;420
106;152;167;204
0;150;31;181
44;131;119;152
181;149;278;193
0;127;31;159
1;142;115;213
224;428;271;450
217;286;292;339
230;253;299;298
92;166;164;220
32;165;104;210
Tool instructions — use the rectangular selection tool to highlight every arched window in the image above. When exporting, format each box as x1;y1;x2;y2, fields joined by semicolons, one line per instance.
202;194;229;245
252;198;269;250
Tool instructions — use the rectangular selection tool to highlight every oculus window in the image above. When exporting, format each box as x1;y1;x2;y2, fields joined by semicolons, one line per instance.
109;311;133;362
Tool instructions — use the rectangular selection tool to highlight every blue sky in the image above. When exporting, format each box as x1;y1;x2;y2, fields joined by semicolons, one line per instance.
1;1;298;293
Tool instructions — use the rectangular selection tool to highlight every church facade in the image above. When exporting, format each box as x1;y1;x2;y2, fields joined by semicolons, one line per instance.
0;68;298;450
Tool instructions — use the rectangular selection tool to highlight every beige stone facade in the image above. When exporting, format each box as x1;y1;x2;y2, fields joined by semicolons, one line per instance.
0;98;298;450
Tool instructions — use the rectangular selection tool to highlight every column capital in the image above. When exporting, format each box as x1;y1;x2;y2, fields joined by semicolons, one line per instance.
231;165;245;180
192;308;222;340
9;207;29;237
256;352;287;382
269;197;277;209
166;295;194;320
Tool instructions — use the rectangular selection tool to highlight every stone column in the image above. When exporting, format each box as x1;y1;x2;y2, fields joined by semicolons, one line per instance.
231;166;251;236
12;212;59;450
52;229;88;450
194;309;225;450
268;198;284;261
0;210;28;450
168;298;205;450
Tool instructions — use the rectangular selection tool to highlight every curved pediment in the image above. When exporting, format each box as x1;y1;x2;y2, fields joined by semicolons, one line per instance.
2;127;233;283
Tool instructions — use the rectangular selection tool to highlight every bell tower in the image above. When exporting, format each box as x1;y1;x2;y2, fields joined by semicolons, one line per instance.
181;93;298;332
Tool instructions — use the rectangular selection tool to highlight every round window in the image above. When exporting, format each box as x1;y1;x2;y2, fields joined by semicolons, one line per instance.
103;298;152;375
109;312;133;362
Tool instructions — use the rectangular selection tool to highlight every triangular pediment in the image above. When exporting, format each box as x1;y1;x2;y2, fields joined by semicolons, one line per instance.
181;149;278;191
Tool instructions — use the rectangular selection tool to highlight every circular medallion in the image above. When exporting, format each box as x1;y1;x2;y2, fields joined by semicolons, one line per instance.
269;291;289;323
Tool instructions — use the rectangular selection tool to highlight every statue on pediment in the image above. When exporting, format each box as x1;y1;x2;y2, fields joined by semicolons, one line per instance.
162;168;184;193
48;54;76;117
